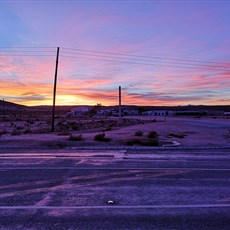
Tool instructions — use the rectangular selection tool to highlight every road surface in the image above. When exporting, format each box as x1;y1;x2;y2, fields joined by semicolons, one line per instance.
0;148;230;229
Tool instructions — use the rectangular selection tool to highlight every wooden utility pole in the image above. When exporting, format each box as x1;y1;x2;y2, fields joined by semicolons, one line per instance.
2;98;5;121
119;86;122;124
51;47;60;132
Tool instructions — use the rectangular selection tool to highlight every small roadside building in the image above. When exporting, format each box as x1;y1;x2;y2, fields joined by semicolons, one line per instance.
71;106;89;116
96;109;114;116
143;110;174;116
123;109;139;116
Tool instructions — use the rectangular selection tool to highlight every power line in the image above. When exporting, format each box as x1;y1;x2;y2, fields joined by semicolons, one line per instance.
61;47;229;65
0;50;56;53
1;46;229;66
0;54;55;57
60;55;230;72
0;47;56;49
61;50;229;70
0;46;229;71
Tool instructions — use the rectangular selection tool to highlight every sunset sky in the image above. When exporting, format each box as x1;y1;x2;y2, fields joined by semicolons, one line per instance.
0;1;230;106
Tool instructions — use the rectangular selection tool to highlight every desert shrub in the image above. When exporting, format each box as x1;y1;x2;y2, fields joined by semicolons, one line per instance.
11;130;22;136
58;131;70;136
23;129;32;134
135;131;143;136
94;133;111;142
126;139;159;146
126;139;142;146
69;122;79;131
142;139;159;146
147;131;158;139
68;134;84;141
27;120;34;125
168;133;185;138
0;130;7;135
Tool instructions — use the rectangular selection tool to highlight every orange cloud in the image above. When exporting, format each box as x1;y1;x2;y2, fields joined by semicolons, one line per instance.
1;50;230;106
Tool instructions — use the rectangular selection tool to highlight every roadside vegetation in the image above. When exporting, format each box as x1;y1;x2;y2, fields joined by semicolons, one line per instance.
68;134;84;141
94;133;111;142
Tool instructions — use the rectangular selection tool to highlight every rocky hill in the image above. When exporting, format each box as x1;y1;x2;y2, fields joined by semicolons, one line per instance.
0;100;28;110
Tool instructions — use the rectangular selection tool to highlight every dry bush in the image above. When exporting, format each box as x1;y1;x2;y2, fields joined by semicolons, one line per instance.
94;133;111;142
126;139;142;146
142;139;159;146
58;131;70;136
69;122;80;131
147;131;159;139
23;129;32;134
126;138;159;146
135;131;143;136
168;133;185;138
0;130;7;136
11;130;22;136
16;126;24;130
68;134;84;141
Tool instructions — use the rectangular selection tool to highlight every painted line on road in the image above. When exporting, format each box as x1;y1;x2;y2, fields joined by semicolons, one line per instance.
0;155;115;159
1;156;230;160
0;204;230;209
0;167;230;171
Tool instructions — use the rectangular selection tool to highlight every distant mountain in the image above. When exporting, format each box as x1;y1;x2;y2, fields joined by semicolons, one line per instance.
0;100;28;110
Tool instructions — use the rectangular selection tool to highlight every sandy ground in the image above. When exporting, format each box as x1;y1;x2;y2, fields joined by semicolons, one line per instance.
0;116;230;149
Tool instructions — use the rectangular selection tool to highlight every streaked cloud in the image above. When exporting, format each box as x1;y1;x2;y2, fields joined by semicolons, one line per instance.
0;1;229;106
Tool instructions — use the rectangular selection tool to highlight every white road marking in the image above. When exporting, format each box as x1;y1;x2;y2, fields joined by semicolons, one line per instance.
0;204;229;209
0;153;229;160
0;167;229;171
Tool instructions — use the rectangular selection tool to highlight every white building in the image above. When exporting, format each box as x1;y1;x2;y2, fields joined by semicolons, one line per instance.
96;109;114;116
143;110;174;116
123;109;139;116
71;106;89;116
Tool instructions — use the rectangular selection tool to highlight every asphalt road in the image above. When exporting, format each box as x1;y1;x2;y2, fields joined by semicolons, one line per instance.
0;149;230;229
168;117;230;128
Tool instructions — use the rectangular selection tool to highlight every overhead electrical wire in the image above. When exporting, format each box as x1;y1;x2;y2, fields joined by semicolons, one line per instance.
0;54;55;57
0;46;229;71
0;46;56;49
60;55;230;72
61;47;230;71
61;50;229;70
0;47;56;57
1;46;229;65
0;50;56;53
61;47;229;65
